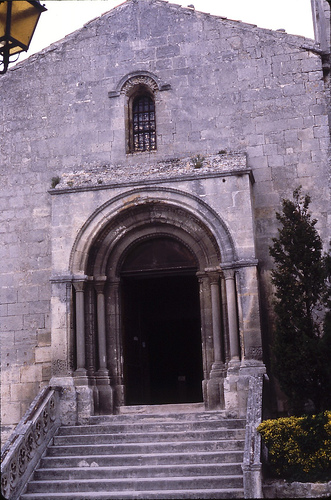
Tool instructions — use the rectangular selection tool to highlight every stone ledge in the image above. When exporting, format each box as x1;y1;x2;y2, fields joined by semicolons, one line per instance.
263;479;331;498
49;153;248;193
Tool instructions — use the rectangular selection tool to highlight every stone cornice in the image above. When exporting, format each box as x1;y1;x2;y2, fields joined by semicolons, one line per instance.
49;153;252;195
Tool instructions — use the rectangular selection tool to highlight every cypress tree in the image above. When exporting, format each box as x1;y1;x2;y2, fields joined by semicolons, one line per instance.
269;188;331;414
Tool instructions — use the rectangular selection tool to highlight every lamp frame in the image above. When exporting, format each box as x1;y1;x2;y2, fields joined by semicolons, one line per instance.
0;0;47;74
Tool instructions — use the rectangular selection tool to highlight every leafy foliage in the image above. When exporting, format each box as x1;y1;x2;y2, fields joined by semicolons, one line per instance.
269;188;331;413
258;412;331;481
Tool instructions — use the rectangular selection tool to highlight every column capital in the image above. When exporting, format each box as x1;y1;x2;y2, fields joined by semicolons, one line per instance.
208;271;222;285
73;281;86;292
109;278;121;287
94;277;107;294
223;268;236;280
198;268;223;284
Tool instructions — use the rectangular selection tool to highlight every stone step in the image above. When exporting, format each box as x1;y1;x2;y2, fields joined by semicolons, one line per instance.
26;475;243;493
21;409;246;500
47;439;244;457
40;450;244;468
118;403;205;414
88;411;242;425
33;463;243;480
21;487;245;499
58;418;245;435
53;428;245;445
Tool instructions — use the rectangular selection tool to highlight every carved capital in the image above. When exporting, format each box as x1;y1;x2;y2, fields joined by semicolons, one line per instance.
223;268;236;280
94;277;107;294
73;281;86;292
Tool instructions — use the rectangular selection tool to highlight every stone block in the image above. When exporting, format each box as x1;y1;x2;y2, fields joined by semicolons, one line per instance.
268;155;285;167
35;346;52;363
246;145;263;157
2;314;23;331
1;402;21;425
1;366;20;384
16;346;35;365
42;363;52;381
37;330;51;347
8;301;29;316
10;382;39;402
156;44;180;59
20;364;42;383
29;300;50;315
23;313;45;330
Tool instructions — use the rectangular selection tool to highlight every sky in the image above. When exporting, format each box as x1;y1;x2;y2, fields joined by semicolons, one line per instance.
17;0;315;65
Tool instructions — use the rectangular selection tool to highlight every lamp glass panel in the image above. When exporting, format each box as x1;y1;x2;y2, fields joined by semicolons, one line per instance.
0;2;9;40
9;1;42;54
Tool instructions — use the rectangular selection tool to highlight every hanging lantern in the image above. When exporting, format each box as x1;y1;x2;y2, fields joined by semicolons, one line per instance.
0;0;47;74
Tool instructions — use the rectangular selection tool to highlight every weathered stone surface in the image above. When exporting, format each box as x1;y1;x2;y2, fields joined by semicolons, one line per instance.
0;0;330;441
263;479;331;498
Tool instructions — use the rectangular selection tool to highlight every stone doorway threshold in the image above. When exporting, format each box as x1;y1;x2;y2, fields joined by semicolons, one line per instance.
118;402;205;415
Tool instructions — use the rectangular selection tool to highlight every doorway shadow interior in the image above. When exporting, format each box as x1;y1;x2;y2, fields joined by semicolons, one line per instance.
120;237;203;406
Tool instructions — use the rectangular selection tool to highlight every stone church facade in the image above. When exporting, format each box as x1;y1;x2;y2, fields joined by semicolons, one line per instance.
1;0;330;443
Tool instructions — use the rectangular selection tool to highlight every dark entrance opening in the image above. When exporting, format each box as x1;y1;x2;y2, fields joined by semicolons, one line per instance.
120;238;203;406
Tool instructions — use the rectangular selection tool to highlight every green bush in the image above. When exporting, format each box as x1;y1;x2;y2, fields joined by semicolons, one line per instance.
257;411;331;481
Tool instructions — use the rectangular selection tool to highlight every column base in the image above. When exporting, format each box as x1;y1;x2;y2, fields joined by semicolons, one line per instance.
114;384;125;410
50;376;77;426
224;360;266;417
206;377;225;410
74;374;94;424
210;362;226;379
96;369;113;415
74;368;88;384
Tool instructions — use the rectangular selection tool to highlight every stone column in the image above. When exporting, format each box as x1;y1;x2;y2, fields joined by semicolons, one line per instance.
73;281;87;377
224;269;240;363
196;272;212;406
206;271;225;409
73;280;93;423
209;272;224;376
95;278;113;414
223;268;241;414
109;279;124;408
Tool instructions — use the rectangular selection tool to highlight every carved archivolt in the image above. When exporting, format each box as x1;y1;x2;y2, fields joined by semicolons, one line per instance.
108;71;171;98
121;75;159;95
70;188;236;276
86;200;222;277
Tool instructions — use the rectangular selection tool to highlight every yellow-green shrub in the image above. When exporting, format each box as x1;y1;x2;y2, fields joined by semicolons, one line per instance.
257;411;331;481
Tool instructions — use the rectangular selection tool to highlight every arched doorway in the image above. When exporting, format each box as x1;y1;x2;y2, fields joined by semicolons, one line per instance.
120;237;203;405
68;193;242;414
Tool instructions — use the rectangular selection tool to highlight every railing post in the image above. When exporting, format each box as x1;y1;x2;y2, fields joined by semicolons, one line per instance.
242;374;265;498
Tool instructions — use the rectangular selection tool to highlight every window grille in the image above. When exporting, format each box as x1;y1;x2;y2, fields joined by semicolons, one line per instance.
132;95;156;152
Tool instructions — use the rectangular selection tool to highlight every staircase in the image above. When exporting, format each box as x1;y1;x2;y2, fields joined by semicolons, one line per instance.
20;404;246;499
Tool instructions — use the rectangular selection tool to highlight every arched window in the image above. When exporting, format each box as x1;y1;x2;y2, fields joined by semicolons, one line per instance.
131;94;156;152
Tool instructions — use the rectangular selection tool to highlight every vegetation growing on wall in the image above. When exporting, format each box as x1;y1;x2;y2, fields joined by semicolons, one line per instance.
258;412;331;481
269;188;331;414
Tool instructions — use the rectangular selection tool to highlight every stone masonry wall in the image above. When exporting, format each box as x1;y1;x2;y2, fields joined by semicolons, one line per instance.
1;0;330;440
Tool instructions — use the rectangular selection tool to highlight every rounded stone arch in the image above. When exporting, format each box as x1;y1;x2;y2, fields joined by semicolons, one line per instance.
108;70;171;98
68;188;254;413
107;71;172;153
115;231;199;277
87;203;221;278
69;187;237;277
